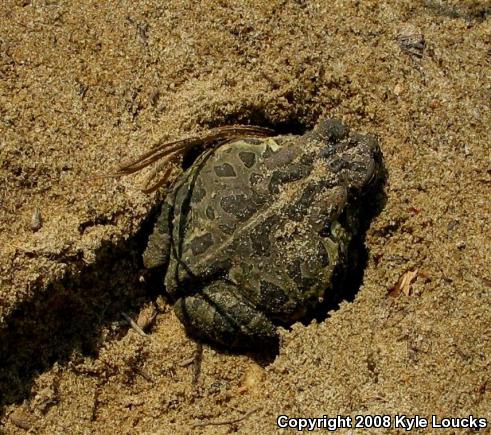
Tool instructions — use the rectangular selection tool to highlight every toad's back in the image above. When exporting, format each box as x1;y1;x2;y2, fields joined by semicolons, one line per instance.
164;133;347;321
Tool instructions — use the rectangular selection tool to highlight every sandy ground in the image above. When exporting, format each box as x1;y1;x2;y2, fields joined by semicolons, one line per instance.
1;0;490;433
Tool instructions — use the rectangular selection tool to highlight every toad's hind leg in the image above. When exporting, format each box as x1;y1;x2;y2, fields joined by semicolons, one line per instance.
174;281;277;349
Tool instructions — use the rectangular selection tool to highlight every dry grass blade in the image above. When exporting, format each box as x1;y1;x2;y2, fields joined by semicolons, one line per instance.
114;137;201;176
192;407;261;428
142;165;173;194
121;312;148;338
112;125;274;192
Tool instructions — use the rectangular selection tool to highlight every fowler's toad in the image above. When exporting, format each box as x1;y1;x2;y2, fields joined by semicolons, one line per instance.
139;120;381;348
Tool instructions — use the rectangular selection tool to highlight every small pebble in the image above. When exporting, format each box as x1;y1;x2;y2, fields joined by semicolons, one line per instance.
30;208;42;231
137;303;158;331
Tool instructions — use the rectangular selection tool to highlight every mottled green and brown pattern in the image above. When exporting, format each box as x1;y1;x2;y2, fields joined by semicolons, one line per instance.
143;120;381;348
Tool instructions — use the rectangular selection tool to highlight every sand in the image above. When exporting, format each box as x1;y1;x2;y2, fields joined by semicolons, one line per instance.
1;0;490;433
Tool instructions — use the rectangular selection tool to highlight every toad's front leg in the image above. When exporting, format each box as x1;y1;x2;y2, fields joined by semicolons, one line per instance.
143;201;172;270
174;281;278;349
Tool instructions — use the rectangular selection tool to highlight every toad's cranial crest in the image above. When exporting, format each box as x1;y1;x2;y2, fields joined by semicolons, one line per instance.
122;119;382;349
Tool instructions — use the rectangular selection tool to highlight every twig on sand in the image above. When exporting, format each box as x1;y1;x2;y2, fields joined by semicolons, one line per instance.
122;312;148;337
178;356;195;367
192;407;261;428
136;367;154;383
192;342;203;387
178;342;203;388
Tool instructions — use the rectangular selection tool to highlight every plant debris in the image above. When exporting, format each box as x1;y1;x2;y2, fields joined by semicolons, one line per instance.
388;270;418;297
